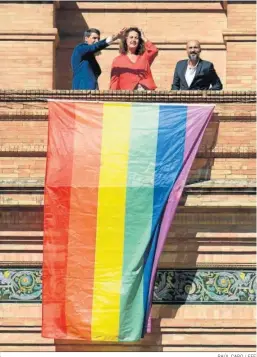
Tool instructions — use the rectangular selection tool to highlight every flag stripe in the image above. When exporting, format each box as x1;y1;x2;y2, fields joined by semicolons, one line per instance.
92;103;132;341
65;103;104;339
143;105;187;320
118;104;159;341
146;105;215;331
42;102;76;338
184;105;213;159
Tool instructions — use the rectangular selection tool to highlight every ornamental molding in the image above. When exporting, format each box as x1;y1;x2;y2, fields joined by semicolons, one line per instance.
0;268;255;304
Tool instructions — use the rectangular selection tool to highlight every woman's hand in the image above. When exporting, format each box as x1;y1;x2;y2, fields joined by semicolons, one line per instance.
112;27;127;41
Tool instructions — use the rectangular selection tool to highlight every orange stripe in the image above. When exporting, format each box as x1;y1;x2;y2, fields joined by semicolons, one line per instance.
42;102;76;338
65;102;103;339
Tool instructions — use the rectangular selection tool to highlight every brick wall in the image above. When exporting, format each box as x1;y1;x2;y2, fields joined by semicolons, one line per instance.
226;41;256;89
0;3;58;89
0;3;54;29
225;1;256;89
227;2;256;30
0;0;256;351
0;40;56;89
0;1;255;90
0;92;256;351
56;1;227;90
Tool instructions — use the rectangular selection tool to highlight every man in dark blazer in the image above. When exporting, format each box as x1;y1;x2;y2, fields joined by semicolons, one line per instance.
71;28;125;90
171;40;223;90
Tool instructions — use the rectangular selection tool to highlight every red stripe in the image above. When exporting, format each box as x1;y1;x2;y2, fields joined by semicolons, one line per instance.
42;102;76;338
65;102;103;339
42;101;104;340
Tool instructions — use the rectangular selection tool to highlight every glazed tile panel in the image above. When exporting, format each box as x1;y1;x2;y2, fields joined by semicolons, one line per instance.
0;268;255;304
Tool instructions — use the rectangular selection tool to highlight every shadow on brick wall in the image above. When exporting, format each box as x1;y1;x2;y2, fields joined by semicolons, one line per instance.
187;118;220;184
55;1;89;89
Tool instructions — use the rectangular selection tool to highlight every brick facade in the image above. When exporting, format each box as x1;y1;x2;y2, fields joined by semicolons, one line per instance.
0;0;256;353
0;1;255;90
0;2;58;89
56;1;228;90
0;90;256;351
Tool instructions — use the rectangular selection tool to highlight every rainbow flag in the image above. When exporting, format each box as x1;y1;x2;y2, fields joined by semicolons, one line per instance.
42;101;214;342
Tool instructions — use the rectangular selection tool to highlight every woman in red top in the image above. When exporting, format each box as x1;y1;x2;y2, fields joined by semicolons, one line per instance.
110;27;158;90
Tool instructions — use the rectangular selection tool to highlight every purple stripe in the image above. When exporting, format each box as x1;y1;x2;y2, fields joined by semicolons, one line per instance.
146;105;215;331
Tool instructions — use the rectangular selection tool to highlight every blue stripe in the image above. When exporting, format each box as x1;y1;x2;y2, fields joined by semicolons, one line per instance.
142;105;187;333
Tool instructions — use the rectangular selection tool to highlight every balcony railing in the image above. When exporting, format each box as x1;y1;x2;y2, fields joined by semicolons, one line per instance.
0;90;255;103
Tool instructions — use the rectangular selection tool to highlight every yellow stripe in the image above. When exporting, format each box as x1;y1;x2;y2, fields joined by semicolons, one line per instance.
92;103;131;341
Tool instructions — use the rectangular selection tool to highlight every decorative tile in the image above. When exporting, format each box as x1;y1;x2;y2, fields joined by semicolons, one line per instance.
0;268;255;304
154;270;256;304
0;268;42;302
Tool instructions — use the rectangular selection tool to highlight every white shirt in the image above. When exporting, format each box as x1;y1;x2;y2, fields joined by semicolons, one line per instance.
185;61;199;88
106;36;113;44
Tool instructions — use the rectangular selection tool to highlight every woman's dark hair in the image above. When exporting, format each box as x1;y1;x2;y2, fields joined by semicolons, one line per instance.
119;27;145;55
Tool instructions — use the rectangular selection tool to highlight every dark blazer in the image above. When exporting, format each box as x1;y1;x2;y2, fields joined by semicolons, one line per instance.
71;39;109;90
171;59;223;90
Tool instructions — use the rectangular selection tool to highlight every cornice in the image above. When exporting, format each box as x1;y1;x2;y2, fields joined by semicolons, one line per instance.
59;2;224;12
223;30;256;42
0;29;59;45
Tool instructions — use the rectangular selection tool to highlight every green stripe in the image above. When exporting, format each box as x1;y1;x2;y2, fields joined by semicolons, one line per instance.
118;104;159;341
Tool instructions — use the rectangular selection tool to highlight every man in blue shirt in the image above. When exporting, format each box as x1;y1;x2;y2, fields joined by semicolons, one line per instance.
71;28;126;90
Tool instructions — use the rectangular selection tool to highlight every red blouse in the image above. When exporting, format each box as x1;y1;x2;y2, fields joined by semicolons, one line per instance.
109;41;158;90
